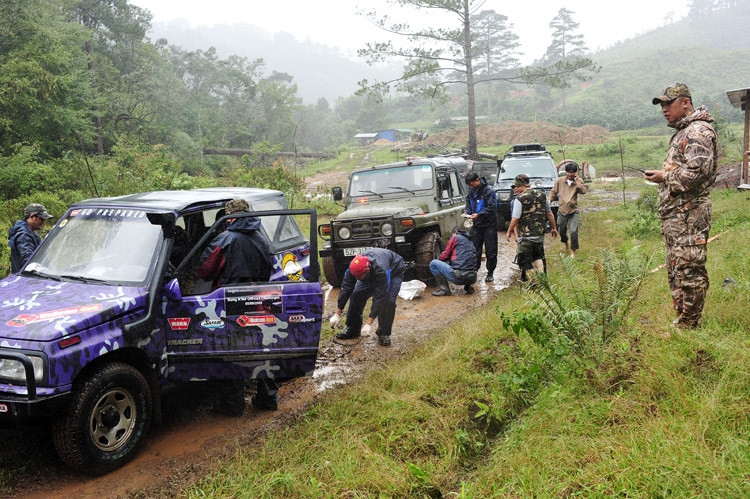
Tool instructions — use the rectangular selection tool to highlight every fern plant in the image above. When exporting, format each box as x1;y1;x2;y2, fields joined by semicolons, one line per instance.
523;248;653;369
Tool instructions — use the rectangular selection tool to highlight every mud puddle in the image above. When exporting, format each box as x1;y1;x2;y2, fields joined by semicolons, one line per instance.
8;236;521;499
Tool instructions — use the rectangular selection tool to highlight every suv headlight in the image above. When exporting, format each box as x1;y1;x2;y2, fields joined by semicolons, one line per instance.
338;227;351;240
0;356;44;383
498;191;511;201
381;223;393;237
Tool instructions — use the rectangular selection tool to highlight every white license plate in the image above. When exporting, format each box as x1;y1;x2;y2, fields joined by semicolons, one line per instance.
343;247;370;256
550;201;559;207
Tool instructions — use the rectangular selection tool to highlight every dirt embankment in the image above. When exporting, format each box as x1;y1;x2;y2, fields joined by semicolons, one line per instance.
410;121;613;149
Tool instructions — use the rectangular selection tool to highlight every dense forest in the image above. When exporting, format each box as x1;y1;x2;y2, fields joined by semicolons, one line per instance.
1;0;749;227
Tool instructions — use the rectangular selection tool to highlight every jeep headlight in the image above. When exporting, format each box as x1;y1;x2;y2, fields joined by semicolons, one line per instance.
338;227;351;240
0;356;44;383
498;191;511;201
381;223;393;237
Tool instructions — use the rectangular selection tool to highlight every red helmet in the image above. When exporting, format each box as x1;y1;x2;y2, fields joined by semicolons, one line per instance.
349;255;371;279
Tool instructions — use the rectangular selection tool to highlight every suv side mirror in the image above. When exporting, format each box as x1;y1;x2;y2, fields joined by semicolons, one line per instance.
497;159;504;174
163;278;182;301
332;187;343;201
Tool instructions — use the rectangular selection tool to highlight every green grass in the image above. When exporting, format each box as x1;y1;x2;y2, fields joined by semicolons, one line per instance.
183;189;749;498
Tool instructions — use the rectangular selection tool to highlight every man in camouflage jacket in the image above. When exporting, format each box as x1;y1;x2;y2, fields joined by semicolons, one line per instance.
506;174;558;281
645;83;718;329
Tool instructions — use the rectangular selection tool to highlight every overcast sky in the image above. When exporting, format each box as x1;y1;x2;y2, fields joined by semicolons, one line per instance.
130;0;690;64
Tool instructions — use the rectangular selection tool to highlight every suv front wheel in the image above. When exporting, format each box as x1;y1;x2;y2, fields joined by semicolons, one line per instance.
414;232;443;282
53;362;152;475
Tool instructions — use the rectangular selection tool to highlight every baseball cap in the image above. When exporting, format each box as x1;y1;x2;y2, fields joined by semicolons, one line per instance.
652;83;692;105
511;174;530;188
225;198;249;214
349;255;370;279
24;203;53;219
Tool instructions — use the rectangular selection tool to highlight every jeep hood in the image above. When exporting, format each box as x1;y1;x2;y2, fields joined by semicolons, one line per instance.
0;275;146;343
338;204;426;220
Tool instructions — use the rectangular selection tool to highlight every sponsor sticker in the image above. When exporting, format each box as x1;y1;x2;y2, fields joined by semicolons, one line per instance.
200;318;224;329
70;210;80;216
225;286;283;316
0;404;7;413
237;315;275;327
282;253;304;281
168;318;191;330
7;304;103;327
59;219;68;228
289;315;317;323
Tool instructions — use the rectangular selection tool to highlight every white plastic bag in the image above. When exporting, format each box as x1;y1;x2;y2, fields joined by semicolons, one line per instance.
398;279;427;300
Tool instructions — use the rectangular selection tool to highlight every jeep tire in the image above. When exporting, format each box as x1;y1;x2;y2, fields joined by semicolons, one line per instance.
322;256;346;288
414;232;443;282
52;362;152;475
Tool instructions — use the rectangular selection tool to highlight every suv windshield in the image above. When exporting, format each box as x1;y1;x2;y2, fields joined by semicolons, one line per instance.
25;209;162;286
349;164;434;195
500;157;556;180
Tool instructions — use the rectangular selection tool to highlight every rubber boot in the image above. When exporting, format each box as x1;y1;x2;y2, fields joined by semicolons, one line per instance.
432;275;452;296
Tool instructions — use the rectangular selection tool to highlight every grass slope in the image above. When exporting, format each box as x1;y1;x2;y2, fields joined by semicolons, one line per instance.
184;186;750;497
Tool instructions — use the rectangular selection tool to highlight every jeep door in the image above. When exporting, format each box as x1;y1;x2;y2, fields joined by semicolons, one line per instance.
162;209;322;385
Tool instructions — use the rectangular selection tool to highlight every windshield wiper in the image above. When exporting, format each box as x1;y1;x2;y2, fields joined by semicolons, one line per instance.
59;274;109;285
356;190;383;198
22;269;61;281
387;186;415;194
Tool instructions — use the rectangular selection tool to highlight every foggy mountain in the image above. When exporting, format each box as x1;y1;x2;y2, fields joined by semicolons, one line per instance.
148;20;402;104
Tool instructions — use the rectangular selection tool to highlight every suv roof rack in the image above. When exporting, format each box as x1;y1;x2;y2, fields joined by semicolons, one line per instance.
504;143;551;159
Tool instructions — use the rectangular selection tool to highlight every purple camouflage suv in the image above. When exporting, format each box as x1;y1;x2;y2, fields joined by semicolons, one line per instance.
0;188;322;474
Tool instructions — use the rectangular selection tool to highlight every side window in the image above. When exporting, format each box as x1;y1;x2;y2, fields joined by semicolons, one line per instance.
449;172;461;199
438;174;451;200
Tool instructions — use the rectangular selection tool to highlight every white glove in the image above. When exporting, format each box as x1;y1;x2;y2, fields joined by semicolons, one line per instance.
361;324;372;335
329;314;340;326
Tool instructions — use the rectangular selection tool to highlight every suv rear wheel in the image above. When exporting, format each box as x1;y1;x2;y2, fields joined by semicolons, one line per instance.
52;362;152;475
414;232;443;282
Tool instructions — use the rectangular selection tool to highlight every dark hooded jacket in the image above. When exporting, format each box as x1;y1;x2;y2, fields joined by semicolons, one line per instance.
8;220;41;273
199;216;272;286
464;177;497;228
439;229;477;272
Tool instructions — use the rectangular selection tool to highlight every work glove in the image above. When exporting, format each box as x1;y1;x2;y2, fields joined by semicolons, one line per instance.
361;323;372;335
329;314;340;326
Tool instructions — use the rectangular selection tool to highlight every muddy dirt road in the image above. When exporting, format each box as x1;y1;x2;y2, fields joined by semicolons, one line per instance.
5;238;522;499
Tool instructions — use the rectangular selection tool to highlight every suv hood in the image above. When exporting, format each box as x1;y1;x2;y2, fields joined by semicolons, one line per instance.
495;178;556;192
0;275;146;343
338;204;426;220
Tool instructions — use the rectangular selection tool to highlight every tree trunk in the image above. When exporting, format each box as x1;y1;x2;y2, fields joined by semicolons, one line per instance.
463;0;479;160
83;26;104;155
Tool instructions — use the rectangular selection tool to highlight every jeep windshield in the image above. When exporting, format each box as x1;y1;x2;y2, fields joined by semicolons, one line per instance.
23;208;162;286
500;158;556;180
349;164;434;196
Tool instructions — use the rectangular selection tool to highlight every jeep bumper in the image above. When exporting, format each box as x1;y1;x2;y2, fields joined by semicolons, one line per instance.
0;350;70;423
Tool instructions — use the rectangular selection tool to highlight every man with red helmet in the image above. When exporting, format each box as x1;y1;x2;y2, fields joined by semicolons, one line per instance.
329;248;405;346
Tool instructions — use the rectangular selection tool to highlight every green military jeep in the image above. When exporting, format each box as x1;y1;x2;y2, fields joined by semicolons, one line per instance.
319;157;468;287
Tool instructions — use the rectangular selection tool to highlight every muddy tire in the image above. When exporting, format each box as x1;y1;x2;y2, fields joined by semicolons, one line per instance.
322;256;346;288
414;232;443;282
52;362;152;475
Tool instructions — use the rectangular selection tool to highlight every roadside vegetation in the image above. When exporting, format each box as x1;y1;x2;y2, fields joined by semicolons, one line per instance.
183;187;749;498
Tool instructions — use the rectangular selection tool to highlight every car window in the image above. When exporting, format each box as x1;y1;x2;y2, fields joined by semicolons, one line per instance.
500;157;556;180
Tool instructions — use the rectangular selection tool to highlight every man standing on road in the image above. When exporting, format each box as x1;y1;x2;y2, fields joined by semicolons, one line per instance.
463;172;498;282
549;162;589;258
645;83;718;329
329;248;405;346
429;226;478;296
506;174;558;281
8;203;53;273
199;199;277;415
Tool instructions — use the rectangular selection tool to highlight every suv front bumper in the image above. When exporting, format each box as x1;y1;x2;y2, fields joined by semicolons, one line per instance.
0;351;70;423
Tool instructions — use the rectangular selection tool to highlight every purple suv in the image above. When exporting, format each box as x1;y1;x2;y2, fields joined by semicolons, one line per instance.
0;188;322;474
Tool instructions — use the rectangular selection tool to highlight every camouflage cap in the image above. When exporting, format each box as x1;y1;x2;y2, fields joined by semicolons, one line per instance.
225;198;249;214
511;174;530;188
24;203;53;219
652;83;692;105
